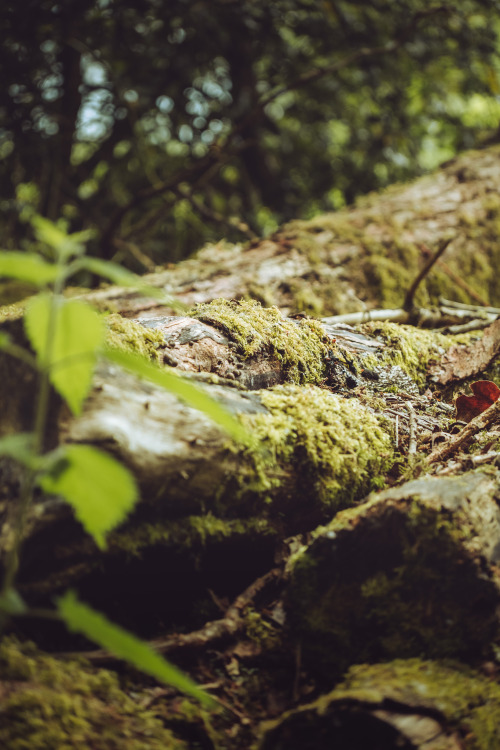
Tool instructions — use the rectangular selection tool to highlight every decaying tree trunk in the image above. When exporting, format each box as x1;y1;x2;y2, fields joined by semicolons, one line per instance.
3;145;500;749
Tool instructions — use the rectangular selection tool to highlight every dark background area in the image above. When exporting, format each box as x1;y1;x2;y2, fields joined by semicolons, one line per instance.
2;0;500;270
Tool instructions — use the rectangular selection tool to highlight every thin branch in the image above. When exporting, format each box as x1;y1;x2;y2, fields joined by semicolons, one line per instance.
63;567;282;665
403;237;453;312
427;398;500;464
406;403;417;455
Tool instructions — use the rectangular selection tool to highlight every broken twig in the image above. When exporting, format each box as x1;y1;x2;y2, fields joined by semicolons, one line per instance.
427;398;500;464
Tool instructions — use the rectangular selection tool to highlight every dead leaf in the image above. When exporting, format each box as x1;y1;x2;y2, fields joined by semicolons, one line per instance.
455;380;500;422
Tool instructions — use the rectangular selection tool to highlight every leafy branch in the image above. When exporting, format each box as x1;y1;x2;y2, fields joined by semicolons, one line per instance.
0;216;251;705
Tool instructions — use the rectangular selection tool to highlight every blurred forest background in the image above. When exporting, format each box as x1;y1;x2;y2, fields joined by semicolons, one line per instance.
2;0;500;272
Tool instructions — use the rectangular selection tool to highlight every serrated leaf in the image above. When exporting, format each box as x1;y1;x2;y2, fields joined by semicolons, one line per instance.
105;347;254;447
24;294;104;414
39;444;138;549
57;591;214;706
0;251;59;285
31;216;92;261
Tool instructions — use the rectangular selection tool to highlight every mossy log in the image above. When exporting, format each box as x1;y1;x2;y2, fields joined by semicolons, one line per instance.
75;144;500;319
3;146;500;747
285;469;500;680
259;659;500;750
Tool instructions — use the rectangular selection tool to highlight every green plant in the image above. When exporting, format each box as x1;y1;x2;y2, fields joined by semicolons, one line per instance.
0;217;251;706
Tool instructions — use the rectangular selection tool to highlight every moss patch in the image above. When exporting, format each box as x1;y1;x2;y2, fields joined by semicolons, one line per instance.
359;320;473;388
285;475;500;677
191;298;327;385
0;637;187;749
239;384;393;518
105;313;165;362
110;514;276;558
260;659;500;750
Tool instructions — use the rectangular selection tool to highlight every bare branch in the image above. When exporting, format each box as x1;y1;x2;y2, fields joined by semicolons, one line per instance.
403;237;453;312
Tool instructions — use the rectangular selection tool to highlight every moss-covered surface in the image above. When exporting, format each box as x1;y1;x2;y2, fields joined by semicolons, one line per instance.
0;636;188;749
110;514;276;558
359;320;473;388
285;472;500;678
238;384;393;522
104;313;165;362
259;658;500;750
191;298;327;385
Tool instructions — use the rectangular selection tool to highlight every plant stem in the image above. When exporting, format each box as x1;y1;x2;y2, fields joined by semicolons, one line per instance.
1;279;64;608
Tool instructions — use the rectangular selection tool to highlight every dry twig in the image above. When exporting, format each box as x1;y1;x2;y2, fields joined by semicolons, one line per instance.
427;399;500;464
65;567;282;665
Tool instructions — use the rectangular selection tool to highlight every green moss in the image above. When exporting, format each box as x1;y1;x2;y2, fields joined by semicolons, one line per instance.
359;320;472;388
191;298;327;385
339;659;500;750
240;384;393;514
286;485;499;677
105;313;164;362
288;281;325;316
261;659;500;750
110;514;276;557
0;301;26;323
0;637;187;749
243;607;281;650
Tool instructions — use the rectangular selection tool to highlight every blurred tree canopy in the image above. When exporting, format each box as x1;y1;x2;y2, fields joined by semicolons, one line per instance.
2;0;500;268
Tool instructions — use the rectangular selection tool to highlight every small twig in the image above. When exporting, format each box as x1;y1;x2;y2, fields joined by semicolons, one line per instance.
439;298;500;316
112;238;157;273
64;568;282;665
443;319;496;335
406;403;417;455
321;309;410;326
427;398;500;464
403;237;453;312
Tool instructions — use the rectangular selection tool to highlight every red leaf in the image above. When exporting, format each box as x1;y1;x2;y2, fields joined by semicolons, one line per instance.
455;380;500;422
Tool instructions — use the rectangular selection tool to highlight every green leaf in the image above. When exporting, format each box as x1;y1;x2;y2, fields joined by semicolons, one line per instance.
24;294;104;414
31;215;92;261
39;444;138;549
0;251;59;285
57;591;214;706
0;588;27;616
105;347;254;447
0;332;11;348
0;433;36;467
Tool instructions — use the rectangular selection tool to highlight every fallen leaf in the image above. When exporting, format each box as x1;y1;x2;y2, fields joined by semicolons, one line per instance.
455;380;500;422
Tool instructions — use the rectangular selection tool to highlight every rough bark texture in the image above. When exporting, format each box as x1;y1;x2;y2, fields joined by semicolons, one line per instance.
3;145;500;749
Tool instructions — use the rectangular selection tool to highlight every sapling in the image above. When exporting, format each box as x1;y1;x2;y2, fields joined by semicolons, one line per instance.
0;216;248;704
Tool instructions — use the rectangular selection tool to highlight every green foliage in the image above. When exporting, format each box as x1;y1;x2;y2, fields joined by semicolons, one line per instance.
0;217;237;704
2;1;500;262
0;252;60;286
39;445;138;550
24;295;104;415
57;591;214;707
